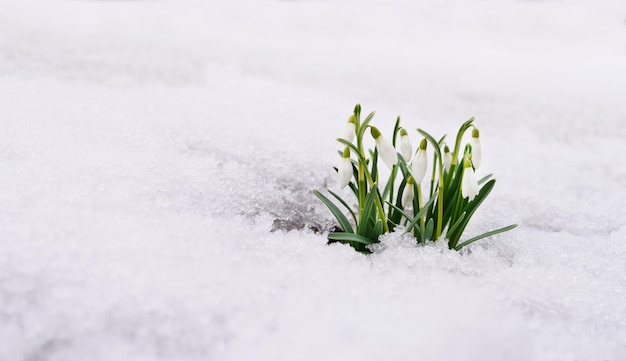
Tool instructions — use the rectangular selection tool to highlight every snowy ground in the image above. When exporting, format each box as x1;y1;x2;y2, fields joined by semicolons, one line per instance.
1;0;626;360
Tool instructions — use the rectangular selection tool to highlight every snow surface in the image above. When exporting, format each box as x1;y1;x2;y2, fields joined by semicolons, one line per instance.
1;0;626;360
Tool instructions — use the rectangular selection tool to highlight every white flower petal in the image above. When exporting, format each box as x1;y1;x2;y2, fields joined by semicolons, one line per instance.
411;150;428;184
443;150;452;173
376;136;398;169
342;122;356;143
400;134;412;161
402;184;414;208
470;137;482;169
461;167;480;201
338;157;353;189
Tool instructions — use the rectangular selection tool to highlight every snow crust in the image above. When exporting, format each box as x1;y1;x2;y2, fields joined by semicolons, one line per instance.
1;0;626;360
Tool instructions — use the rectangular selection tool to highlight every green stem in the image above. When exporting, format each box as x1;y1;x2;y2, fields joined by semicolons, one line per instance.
417;184;425;231
417;128;445;240
375;190;390;233
450;117;475;167
436;177;444;240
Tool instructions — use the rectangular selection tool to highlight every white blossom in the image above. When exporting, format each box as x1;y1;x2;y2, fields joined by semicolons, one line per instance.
342;115;356;143
443;144;452;173
461;159;480;201
338;148;353;189
469;127;481;169
402;177;415;208
370;126;397;169
411;138;428;184
399;128;412;161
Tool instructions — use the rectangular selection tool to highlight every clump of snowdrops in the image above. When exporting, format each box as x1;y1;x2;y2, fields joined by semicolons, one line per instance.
313;104;517;253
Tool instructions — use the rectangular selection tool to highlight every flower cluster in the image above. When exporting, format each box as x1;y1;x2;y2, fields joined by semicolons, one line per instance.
313;104;516;252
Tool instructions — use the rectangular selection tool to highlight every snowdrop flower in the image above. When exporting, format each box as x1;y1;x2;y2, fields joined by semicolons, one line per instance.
399;128;412;161
342;115;357;143
443;144;452;173
402;176;415;208
411;138;428;184
469;127;481;169
461;158;480;201
338;147;353;189
370;126;397;169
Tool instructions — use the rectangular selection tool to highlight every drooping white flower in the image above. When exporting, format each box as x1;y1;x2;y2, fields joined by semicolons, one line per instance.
469;127;481;169
461;158;480;201
370;126;397;169
411;138;428;184
338;147;353;189
443;144;452;173
341;115;356;143
402;176;415;208
399;128;412;162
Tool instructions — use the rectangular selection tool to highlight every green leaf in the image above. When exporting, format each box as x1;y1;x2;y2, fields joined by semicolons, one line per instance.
392;116;401;146
371;147;379;183
388;176;407;227
386;202;412;223
454;224;518;251
312;190;354;234
328;189;357;226
357;111;376;140
423;218;434;241
328;232;376;245
336;138;366;165
446;211;466;239
478;173;493;186
386;193;437;233
448;179;496;247
372;219;384;239
358;185;379;235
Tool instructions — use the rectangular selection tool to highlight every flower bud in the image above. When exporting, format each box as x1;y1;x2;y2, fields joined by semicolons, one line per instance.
399;128;412;161
370;126;397;169
411;139;428;184
338;147;353;189
402;176;415;208
342;115;356;143
470;127;481;169
443;144;452;173
461;157;480;201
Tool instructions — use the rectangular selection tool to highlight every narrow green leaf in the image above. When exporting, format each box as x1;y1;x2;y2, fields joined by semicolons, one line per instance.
357;111;376;140
448;179;496;246
386;202;412;223
454;224;518;251
478;173;493;186
358;186;379;235
328;189;357;226
423;218;434;241
373;219;384;239
371;148;379;183
336;138;366;165
446;211;466;239
386;193;437;232
392;116;401;146
328;232;376;245
312;190;354;234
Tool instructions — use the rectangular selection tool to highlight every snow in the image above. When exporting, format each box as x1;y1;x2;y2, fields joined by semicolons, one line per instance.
1;0;626;360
